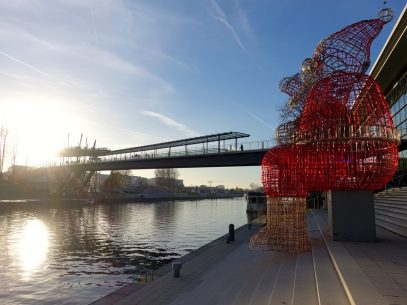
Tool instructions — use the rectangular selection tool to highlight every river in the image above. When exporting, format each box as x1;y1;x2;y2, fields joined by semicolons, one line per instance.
0;197;247;305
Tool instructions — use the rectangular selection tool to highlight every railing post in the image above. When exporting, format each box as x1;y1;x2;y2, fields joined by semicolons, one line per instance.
218;135;220;153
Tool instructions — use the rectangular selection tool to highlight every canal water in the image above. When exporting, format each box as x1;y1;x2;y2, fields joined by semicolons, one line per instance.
0;198;247;305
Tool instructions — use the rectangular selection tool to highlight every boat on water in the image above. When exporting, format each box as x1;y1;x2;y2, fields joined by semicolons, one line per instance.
246;191;266;214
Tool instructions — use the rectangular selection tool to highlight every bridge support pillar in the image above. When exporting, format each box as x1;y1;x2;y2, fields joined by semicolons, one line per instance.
327;190;376;242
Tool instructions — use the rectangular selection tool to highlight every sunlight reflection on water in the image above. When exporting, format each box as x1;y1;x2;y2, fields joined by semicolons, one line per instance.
0;198;247;305
16;219;49;280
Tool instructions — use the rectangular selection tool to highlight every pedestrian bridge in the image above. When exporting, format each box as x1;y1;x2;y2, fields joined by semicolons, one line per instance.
44;132;274;171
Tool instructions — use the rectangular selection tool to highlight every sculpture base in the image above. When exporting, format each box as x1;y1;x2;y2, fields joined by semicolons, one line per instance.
250;197;310;253
327;190;376;242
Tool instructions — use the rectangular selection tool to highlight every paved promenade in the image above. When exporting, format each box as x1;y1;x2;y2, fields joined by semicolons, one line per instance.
90;210;407;305
343;227;407;305
90;215;348;305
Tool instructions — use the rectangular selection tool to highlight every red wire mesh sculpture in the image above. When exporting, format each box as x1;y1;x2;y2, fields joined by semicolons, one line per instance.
250;9;399;253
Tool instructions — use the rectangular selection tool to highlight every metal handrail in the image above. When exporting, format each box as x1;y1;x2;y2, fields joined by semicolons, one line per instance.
386;171;407;189
39;139;274;168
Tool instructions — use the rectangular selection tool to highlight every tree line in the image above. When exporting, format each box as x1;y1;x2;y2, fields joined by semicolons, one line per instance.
100;168;180;193
0;125;19;180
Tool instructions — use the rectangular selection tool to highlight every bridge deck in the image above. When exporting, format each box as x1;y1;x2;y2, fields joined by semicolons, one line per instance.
47;149;269;171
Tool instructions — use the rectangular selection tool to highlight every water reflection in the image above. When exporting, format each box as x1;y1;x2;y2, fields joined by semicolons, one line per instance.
17;219;49;279
0;198;246;305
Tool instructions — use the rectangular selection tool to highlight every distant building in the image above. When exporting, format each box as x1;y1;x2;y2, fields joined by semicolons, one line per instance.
184;186;199;193
6;165;30;182
131;176;149;188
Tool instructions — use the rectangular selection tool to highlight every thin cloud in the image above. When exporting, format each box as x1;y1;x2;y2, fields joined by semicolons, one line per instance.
0;21;60;51
209;0;247;52
88;1;100;44
0;49;49;77
234;0;255;41
110;125;152;139
141;110;200;137
0;18;175;92
59;44;175;93
123;41;192;71
139;45;192;71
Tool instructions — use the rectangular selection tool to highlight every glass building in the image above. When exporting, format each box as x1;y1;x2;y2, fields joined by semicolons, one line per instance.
371;5;407;183
388;73;407;173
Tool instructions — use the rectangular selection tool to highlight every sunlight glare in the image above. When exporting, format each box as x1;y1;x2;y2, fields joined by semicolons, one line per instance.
17;219;49;279
1;96;78;166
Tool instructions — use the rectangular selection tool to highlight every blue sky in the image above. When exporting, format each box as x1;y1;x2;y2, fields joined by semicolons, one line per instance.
0;0;405;188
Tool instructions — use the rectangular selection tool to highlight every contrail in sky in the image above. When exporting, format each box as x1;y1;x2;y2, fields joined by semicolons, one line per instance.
141;110;200;137
0;49;49;77
209;0;247;52
239;105;276;130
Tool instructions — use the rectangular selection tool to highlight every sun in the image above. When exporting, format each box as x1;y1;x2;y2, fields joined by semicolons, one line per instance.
0;96;77;167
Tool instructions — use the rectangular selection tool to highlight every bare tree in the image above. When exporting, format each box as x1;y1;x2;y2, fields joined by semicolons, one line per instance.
101;171;123;192
119;170;132;187
154;168;180;192
11;142;17;179
249;183;261;190
0;125;9;178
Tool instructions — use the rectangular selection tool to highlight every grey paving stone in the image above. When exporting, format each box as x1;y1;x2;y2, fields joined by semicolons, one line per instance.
379;288;407;297
384;295;407;305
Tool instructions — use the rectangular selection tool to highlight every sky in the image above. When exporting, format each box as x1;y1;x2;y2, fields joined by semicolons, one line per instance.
0;0;405;188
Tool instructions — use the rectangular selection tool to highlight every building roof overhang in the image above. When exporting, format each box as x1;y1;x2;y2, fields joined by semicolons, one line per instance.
370;5;407;95
59;131;251;157
107;131;250;156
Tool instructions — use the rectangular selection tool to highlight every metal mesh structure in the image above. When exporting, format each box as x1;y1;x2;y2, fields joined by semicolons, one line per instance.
249;197;310;252
251;9;398;253
313;11;391;78
274;9;394;142
275;120;298;145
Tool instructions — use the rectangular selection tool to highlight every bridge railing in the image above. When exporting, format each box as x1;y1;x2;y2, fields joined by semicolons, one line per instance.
43;139;274;167
238;140;275;151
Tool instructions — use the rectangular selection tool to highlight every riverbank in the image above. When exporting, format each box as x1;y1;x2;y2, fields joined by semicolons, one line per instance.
0;194;242;209
98;193;241;204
